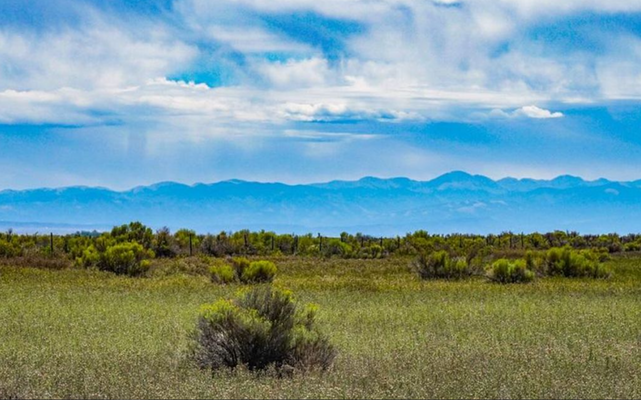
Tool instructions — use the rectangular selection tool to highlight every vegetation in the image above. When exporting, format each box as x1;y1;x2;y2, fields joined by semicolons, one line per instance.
487;259;535;283
1;223;639;270
0;256;639;398
191;286;335;372
76;241;154;276
240;260;277;283
412;250;472;280
208;258;277;284
543;247;611;278
0;222;638;397
209;261;236;284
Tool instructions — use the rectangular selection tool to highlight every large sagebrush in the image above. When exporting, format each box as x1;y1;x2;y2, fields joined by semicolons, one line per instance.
190;286;336;373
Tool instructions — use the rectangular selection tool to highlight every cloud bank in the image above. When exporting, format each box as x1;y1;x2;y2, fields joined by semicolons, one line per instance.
1;0;640;129
1;0;641;189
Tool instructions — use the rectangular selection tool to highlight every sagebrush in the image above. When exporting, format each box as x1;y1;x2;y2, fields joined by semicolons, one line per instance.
191;286;336;372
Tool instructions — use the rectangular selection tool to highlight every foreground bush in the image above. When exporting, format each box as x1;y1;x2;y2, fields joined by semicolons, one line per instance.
76;242;154;276
487;259;535;283
544;247;610;278
191;286;336;373
412;250;471;280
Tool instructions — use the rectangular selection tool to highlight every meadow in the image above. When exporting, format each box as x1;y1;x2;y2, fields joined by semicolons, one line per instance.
1;255;640;399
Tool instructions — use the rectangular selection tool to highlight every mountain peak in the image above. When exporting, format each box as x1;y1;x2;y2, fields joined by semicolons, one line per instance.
428;171;499;191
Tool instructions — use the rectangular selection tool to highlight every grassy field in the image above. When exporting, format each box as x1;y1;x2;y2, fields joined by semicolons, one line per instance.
0;256;640;399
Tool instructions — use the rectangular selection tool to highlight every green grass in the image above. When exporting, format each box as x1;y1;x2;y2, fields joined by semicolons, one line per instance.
0;256;640;399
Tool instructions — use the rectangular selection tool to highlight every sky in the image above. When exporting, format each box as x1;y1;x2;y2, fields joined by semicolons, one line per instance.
1;0;641;190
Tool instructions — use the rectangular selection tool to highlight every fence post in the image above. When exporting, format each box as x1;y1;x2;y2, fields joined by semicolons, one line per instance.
189;234;193;257
50;233;54;253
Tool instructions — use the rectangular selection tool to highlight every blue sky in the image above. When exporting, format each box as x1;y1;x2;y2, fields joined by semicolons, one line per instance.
1;0;641;189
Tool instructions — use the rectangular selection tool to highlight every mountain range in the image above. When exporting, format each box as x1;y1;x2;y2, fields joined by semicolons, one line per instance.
1;171;640;235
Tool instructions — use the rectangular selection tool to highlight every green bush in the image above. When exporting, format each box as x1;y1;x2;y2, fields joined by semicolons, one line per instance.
412;251;472;280
76;242;154;276
0;239;21;258
231;257;251;277
544;247;610;278
241;260;277;283
487;259;535;284
191;286;336;372
624;241;641;252
209;261;235;284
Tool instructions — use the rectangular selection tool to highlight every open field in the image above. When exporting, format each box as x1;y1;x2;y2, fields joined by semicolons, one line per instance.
1;256;640;399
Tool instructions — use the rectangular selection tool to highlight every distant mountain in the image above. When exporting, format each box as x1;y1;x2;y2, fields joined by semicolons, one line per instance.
1;172;640;235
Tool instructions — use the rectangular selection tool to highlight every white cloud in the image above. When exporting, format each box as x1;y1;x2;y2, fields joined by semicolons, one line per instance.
515;105;564;119
0;18;197;92
258;58;332;88
489;105;564;120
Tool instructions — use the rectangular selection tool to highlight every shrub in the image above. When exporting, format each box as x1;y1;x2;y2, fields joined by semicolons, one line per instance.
240;260;277;283
412;250;472;280
524;250;543;272
231;257;251;277
487;259;535;284
544;247;610;278
191;286;336;373
209;262;235;284
153;227;177;258
0;239;21;258
76;242;154;276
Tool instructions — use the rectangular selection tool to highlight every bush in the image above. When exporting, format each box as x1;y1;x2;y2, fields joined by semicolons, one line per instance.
191;286;336;373
412;251;472;280
487;259;535;284
76;242;154;276
544;247;610;278
0;239;21;258
231;257;251;277
240;260;277;283
209;261;235;284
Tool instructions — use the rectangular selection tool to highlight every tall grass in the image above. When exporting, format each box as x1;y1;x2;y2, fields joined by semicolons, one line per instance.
0;256;639;398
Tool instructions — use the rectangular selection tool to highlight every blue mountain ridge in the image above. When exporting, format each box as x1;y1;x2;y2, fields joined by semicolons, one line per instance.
0;171;640;235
